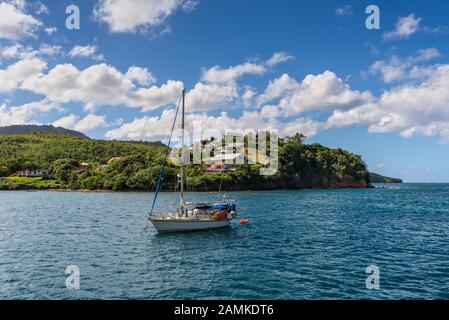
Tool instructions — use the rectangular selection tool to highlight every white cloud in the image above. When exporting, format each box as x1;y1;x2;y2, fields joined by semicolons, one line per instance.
400;122;449;143
0;44;35;60
201;62;266;84
257;71;373;116
367;48;441;83
94;0;196;33
53;113;107;133
0;44;61;60
38;44;62;56
256;73;298;106
422;25;449;35
0;99;58;126
52;113;78;129
328;64;449;142
282;118;325;137
0;58;47;93
384;13;421;40
74;114;107;132
105;108;177;140
195;53;294;110
186;82;238;111
5;48;448;144
105;106;324;141
0;1;42;40
335;5;353;16
7;0;26;9
259;105;279;119
20;62;183;111
68;45;104;61
125;66;156;86
196;53;294;108
281;71;373;116
413;48;442;62
266;52;294;67
35;2;48;15
136;80;185;111
104;109;244;140
44;26;57;35
242;86;257;107
181;0;198;12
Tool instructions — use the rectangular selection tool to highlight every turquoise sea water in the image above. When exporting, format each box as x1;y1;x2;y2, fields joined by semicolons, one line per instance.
1;184;449;300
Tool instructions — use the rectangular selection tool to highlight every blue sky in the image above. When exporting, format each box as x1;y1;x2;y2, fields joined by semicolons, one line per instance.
1;0;449;182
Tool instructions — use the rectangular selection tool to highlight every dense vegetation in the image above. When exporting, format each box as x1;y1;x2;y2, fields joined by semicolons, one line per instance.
0;133;167;191
0;132;371;191
369;173;403;183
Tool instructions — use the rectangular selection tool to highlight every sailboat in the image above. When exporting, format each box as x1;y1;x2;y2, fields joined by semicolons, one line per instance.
149;89;237;233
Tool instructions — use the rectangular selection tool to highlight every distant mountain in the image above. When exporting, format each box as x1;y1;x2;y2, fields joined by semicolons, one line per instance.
0;125;88;138
370;172;403;183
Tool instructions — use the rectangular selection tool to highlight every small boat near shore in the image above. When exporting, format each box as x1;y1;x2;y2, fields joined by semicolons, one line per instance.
149;89;237;233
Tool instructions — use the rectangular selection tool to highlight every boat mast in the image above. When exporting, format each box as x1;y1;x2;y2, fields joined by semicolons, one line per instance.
180;89;185;212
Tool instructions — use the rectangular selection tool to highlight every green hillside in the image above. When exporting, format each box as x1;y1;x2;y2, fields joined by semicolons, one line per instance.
0;133;167;190
0;132;371;191
370;172;403;183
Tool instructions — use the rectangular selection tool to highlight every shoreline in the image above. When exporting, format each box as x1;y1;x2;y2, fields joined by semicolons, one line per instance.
0;185;375;193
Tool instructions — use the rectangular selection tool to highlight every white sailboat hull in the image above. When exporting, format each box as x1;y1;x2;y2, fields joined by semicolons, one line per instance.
150;218;231;233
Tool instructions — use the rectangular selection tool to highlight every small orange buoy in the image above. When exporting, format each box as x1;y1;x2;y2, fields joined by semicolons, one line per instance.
240;219;249;224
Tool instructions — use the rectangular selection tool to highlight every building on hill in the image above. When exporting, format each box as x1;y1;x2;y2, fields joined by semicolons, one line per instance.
74;163;90;173
16;169;48;178
98;157;123;171
206;152;244;164
206;163;235;173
